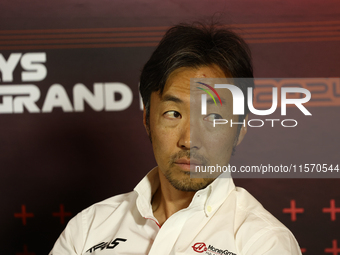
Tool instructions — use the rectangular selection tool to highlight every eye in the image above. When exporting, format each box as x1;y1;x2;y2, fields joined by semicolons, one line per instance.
203;113;223;122
163;110;182;119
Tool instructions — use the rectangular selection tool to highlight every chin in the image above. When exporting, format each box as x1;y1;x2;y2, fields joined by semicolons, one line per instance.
166;170;214;192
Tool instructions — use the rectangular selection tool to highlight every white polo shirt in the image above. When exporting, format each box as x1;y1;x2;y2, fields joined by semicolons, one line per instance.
50;168;302;255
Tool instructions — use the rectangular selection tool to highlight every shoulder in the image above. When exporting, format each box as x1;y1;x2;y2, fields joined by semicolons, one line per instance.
50;191;137;255
233;186;284;229
232;187;302;255
75;191;138;233
81;191;137;218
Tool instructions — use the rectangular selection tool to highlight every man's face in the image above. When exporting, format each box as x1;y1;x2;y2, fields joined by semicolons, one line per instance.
144;65;247;192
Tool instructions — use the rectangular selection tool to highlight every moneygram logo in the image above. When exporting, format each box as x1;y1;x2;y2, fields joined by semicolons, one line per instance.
192;242;237;255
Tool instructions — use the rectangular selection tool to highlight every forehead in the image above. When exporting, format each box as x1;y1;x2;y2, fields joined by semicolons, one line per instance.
163;65;227;94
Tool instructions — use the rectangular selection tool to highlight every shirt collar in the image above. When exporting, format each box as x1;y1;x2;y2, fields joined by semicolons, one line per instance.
134;168;235;218
134;167;160;219
199;172;235;216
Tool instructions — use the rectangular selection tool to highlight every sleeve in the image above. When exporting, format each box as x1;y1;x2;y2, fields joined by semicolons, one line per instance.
242;228;302;255
49;212;84;255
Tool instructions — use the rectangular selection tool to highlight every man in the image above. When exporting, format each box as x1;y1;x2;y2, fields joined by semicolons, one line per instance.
50;23;302;254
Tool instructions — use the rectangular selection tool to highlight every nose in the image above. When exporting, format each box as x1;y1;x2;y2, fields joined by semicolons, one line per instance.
178;117;201;150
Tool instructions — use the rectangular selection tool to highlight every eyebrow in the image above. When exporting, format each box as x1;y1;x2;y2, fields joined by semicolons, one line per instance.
161;94;184;104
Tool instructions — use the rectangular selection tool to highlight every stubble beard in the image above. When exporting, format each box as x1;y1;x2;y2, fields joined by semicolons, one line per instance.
147;122;220;192
164;150;215;192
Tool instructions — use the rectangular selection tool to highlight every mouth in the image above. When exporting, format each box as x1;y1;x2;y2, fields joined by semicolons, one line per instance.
174;158;203;171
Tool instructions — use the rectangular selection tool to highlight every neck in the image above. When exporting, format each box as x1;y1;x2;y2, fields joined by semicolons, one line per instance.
152;169;195;226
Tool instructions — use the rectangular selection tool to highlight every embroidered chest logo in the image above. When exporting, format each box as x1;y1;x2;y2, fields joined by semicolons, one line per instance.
192;242;207;253
192;242;236;255
86;238;127;253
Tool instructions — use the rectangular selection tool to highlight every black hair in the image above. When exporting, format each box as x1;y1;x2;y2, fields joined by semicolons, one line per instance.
140;22;254;130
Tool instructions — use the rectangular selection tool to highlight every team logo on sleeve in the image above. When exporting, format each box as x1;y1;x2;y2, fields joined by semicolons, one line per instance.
85;238;127;253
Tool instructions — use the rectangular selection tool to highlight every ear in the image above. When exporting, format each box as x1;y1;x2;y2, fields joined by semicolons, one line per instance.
143;105;150;136
236;115;248;146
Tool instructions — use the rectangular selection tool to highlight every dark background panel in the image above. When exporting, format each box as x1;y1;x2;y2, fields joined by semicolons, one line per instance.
0;0;339;254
